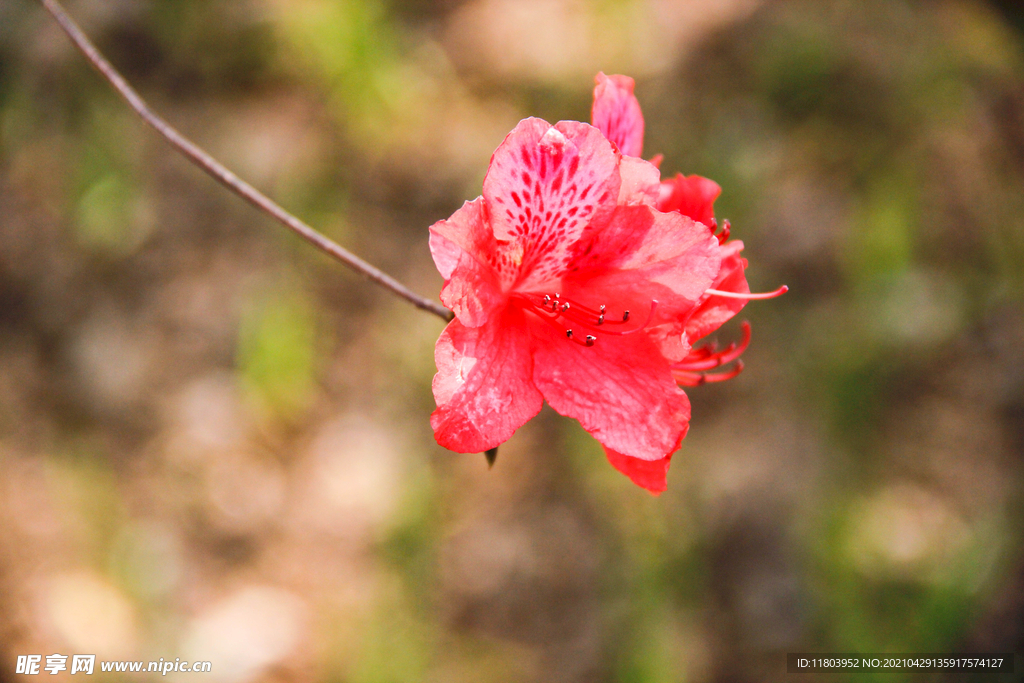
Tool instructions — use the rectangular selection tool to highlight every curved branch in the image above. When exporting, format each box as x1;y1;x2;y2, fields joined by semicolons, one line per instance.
39;0;454;323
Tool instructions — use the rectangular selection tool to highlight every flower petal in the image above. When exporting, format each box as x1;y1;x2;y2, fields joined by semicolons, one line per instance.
591;72;645;158
532;322;691;460
658;174;721;228
617;155;661;206
431;309;544;453
429;198;514;327
564;205;721;360
483;118;621;290
604;447;674;494
685;240;749;343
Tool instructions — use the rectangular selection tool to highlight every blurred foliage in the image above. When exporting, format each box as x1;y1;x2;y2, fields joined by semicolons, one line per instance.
237;283;321;421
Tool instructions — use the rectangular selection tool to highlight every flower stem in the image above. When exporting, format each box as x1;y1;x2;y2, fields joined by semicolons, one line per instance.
38;0;454;323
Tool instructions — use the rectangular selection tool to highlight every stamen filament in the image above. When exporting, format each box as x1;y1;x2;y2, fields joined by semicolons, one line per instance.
674;322;751;372
522;299;590;342
512;293;660;345
717;219;731;245
673;360;744;386
559;300;656;336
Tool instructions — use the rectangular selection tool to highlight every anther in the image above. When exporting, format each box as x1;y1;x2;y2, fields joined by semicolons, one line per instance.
599;305;606;312
622;310;630;322
542;295;551;304
597;314;604;325
585;335;596;347
566;329;573;339
561;303;570;312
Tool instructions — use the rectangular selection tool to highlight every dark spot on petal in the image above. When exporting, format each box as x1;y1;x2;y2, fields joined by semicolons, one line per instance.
551;169;564;193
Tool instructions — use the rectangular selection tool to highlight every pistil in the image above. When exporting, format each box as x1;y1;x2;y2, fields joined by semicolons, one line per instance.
704;284;788;300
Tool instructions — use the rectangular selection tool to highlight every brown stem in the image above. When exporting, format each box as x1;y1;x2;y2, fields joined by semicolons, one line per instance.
39;0;454;323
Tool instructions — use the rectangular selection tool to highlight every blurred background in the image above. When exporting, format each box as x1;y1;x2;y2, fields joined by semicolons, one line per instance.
1;0;1023;681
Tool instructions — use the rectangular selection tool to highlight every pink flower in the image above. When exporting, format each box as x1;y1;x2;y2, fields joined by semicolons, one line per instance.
589;73;786;492
429;76;784;494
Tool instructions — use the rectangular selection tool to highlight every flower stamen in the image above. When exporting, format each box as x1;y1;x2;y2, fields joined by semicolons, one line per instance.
563;328;598;347
716;219;731;245
673;360;744;386
514;293;659;346
672;321;751;386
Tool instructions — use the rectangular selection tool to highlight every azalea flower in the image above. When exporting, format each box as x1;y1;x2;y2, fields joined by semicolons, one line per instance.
428;75;784;493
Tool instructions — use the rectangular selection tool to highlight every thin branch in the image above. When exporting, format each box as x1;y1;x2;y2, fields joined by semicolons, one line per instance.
39;0;454;323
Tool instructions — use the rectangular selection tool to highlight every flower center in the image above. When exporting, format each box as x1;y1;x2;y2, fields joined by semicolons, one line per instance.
512;292;658;347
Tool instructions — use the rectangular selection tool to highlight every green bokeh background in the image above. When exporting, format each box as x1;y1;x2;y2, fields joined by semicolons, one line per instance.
1;1;1022;681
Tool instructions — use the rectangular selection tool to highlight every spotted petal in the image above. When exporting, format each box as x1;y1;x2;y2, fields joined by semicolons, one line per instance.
483;118;621;291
